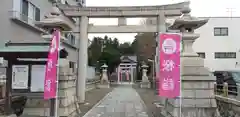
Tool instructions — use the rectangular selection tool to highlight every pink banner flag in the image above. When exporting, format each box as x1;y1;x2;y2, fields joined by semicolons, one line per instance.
44;29;60;99
158;33;181;98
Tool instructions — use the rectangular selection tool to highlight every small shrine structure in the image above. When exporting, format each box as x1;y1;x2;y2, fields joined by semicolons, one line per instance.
117;56;137;84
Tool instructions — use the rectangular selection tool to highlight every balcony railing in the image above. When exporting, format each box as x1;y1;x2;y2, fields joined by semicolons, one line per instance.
8;10;45;33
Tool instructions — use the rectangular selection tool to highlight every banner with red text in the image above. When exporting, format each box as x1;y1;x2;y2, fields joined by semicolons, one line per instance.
44;30;60;99
158;33;181;98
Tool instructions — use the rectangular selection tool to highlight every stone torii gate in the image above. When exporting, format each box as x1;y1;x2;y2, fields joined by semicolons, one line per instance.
57;1;188;103
41;2;219;116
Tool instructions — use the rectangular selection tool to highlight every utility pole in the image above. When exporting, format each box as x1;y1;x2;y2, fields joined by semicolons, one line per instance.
226;8;235;19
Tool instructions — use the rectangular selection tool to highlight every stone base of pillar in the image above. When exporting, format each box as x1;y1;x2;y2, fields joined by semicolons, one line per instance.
161;57;220;117
97;83;110;88
140;81;151;88
22;59;81;117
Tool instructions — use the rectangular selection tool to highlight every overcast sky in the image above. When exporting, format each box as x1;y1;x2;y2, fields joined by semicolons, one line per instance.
87;0;239;43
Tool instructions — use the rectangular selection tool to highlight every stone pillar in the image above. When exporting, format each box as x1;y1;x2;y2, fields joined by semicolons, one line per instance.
161;21;219;117
77;16;89;103
117;66;120;84
156;12;167;103
58;59;81;117
131;66;134;84
23;59;80;117
118;17;126;26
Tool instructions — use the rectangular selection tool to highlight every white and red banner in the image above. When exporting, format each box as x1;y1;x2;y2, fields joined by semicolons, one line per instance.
158;33;181;98
44;29;60;99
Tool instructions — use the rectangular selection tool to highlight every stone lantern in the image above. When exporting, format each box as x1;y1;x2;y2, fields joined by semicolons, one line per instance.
98;64;110;88
140;63;150;88
161;5;220;117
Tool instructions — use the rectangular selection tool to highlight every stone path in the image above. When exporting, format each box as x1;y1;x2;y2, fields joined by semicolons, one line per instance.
83;87;149;117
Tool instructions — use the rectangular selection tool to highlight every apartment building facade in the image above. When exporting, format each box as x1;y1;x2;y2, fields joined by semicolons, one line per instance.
145;17;240;71
194;17;240;71
0;0;86;71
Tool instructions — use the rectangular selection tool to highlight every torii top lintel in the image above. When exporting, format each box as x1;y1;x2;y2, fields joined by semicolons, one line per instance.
57;1;190;18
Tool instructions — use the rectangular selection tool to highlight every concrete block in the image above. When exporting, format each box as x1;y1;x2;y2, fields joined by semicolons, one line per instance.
181;90;195;98
140;82;151;88
181;57;204;66
58;87;76;98
59;75;76;81
209;82;215;89
59;80;76;89
59;96;75;107
195;90;215;98
97;84;110;88
182;81;210;89
181;66;210;76
210;99;217;107
182;75;216;81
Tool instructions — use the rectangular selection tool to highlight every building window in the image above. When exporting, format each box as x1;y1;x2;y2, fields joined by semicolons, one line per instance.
28;3;35;25
21;0;29;22
70;34;76;45
35;7;40;21
64;33;76;45
215;52;236;59
69;62;75;72
214;27;228;36
197;52;205;58
13;0;40;24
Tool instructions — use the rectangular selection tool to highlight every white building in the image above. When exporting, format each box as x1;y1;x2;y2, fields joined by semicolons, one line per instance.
193;17;240;71
145;17;240;71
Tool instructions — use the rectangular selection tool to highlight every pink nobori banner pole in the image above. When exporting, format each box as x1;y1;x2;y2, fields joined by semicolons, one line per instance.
44;29;60;99
158;33;181;98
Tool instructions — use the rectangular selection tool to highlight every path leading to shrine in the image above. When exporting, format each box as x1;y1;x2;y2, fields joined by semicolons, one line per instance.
82;86;148;117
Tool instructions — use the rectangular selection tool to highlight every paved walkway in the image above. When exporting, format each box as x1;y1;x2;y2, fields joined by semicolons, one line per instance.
83;87;149;117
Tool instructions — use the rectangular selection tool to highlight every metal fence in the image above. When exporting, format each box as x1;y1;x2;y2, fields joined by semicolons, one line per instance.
214;82;240;100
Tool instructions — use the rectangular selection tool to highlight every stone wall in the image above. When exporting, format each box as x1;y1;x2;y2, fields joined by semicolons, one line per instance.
216;95;240;117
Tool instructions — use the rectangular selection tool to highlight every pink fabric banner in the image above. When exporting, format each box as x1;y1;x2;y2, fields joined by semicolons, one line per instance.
158;33;181;98
44;29;60;99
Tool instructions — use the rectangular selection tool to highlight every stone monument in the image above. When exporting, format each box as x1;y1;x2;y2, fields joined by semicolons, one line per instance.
140;64;150;88
98;64;110;88
161;6;220;117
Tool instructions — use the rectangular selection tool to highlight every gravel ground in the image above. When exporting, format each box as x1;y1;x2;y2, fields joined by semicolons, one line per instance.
79;87;113;117
133;85;163;117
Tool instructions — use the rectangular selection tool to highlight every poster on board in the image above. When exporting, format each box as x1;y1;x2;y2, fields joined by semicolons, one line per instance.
12;65;29;89
31;65;46;92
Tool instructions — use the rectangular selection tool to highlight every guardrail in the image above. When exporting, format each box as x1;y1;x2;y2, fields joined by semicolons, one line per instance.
214;82;240;100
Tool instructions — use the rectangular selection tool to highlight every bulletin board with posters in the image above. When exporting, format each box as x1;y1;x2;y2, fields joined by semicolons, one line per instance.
30;65;46;92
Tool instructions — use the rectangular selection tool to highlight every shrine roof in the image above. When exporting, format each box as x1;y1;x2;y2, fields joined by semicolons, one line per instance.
120;56;137;63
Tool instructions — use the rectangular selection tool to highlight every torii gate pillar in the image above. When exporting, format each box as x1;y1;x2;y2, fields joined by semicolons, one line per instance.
77;16;89;103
